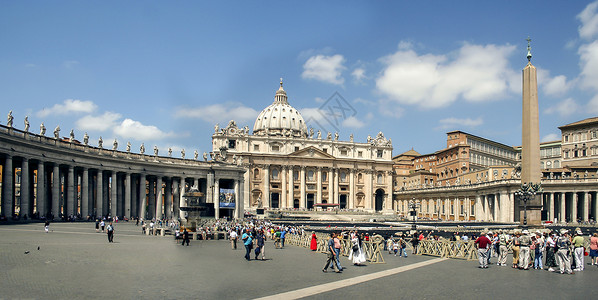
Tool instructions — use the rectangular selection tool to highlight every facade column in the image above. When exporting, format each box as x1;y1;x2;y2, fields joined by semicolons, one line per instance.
594;192;598;224
582;191;589;222
454;197;459;221
82;168;89;218
36;161;46;217
165;177;172;219
349;169;355;209
316;167;322;204
138;174;146;219
264;165;270;207
288;168;294;208
333;168;339;205
52;164;61;218
366;170;373;210
213;177;220;219
172;178;179;219
21;158;31;218
148;178;155;219
300;167;305;208
281;166;287;208
124;173;131;219
155;176;163;219
1;155;13;217
110;172;117;217
96;170;104;217
327;168;333;203
234;179;240;218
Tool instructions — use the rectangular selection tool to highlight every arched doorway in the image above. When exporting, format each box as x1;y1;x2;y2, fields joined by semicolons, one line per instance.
375;189;385;212
307;193;314;209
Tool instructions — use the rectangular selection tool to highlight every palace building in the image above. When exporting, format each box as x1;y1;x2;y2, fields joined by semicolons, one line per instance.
211;80;394;212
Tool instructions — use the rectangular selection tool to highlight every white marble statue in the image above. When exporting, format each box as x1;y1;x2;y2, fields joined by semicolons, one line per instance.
40;123;46;135
24;116;29;132
7;110;13;128
54;125;60;139
202;151;207;161
69;129;75;142
168;147;172;157
334;132;339;141
140;143;145;154
317;130;321;139
83;132;89;145
98;136;103;148
112;139;118;150
350;133;354;142
126;141;131;152
153;146;158;156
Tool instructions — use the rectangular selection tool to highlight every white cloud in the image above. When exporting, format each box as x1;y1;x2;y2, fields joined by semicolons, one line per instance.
300;108;326;123
301;54;346;85
314;97;326;103
175;103;258;124
113;119;173;141
378;100;405;118
578;1;598;40
342;116;365;128
578;40;598;90
541;133;560;143
587;94;598;114
353;98;375;106
542;75;573;96
438;117;484;130
544;98;580;117
76;112;122;131
37;99;97;117
351;68;366;82
376;43;518;108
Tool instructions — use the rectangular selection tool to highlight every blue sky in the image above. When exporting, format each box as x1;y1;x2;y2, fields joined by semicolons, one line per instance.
1;1;598;157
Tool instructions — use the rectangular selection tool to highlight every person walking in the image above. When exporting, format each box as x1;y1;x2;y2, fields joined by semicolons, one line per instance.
572;230;585;271
497;231;509;266
556;229;574;274
474;231;491;269
349;232;366;266
545;232;558;272
533;232;544;270
310;232;318;251
106;222;114;243
95;219;100;232
323;232;341;273
255;229;266;260
519;230;531;270
230;229;238;250
589;233;598;266
280;227;287;248
328;232;343;270
182;228;190;246
100;219;105;232
44;221;50;233
242;229;253;261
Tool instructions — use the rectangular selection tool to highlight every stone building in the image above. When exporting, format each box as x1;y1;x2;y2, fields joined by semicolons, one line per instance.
559;117;598;167
211;81;394;212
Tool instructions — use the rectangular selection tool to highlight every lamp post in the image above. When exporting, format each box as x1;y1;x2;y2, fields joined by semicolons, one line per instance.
409;198;420;230
514;182;543;229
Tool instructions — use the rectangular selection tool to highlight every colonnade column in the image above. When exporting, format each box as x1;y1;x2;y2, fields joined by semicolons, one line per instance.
349;169;355;209
155;176;163;219
21;158;30;217
548;192;554;222
264;165;270;207
281;166;287;208
475;195;482;221
316;167;322;204
213;177;220;219
36;161;46;217
82;168;89;217
300;167;305;208
52;164;60;218
96;170;103;217
124;173;131;219
148;178;155;219
110;172;117;217
582;192;589;222
1;155;13;217
165;178;172;219
559;192;566;223
178;177;186;220
66;165;74;216
454;197;459;221
138;174;146;219
171;178;179;219
572;193;578;223
234;179;240;218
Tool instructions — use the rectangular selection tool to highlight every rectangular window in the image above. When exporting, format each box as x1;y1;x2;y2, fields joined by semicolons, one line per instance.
322;148;327;153
294;146;300;152
377;150;383;158
272;145;280;152
228;140;236;149
358;151;363;158
254;145;259;151
340;149;348;156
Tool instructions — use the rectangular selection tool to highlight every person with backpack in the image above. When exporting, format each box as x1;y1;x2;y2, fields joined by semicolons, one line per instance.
497;231;509;266
242;229;253;261
556;229;574;274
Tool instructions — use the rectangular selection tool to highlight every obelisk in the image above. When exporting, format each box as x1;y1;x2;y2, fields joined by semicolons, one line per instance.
521;37;542;225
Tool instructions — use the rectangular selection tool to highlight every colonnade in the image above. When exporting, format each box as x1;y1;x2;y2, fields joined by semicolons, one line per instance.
542;191;598;223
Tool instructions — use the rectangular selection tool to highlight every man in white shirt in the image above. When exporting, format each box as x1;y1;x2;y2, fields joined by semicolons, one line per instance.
230;230;238;250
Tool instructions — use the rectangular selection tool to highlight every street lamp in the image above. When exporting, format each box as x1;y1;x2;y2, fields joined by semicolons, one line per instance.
409;198;420;230
514;182;543;228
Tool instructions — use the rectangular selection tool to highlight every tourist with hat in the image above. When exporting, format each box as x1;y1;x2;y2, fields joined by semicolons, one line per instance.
556;229;574;274
571;230;585;271
518;230;531;270
590;233;598;266
511;231;521;269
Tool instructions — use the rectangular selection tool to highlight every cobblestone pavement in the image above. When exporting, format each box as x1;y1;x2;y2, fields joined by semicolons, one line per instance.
1;222;596;299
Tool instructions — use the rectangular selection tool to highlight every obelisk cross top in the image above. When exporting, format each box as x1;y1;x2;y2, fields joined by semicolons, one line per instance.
526;36;532;62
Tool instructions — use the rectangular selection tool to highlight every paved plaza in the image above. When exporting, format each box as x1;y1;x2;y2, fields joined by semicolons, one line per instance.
1;222;596;299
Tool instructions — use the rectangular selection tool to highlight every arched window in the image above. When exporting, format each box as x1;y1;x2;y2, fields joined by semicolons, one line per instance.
358;173;363;184
272;168;279;180
340;171;347;182
554;160;560;168
307;170;314;181
377;173;383;184
254;169;260;179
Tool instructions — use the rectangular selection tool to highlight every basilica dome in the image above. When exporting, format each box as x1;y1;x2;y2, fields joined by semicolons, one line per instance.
252;80;308;137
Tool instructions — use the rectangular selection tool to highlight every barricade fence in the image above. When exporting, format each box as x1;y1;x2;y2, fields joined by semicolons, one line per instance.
285;233;386;264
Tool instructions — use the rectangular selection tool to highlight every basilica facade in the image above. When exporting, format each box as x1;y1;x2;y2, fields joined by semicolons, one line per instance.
211;81;394;212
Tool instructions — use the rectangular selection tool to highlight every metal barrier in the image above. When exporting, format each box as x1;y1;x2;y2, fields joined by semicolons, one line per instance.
285;233;385;264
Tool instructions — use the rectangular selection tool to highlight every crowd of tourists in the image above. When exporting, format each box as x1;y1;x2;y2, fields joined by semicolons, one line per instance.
474;228;598;274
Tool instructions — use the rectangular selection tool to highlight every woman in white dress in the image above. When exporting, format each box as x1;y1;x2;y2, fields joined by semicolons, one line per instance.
348;231;366;266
